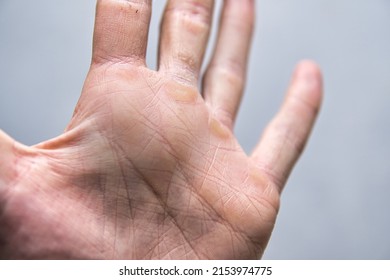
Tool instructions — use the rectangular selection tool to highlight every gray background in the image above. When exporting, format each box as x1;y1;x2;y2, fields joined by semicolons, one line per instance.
1;0;389;259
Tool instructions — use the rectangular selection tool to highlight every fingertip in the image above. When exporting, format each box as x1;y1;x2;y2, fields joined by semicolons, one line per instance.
0;130;17;187
296;59;321;72
295;59;322;84
290;59;323;110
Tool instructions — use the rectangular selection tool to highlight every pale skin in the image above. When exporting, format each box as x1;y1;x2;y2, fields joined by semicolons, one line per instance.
0;0;322;259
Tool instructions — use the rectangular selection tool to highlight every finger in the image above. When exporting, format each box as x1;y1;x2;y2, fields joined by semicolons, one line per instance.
0;130;17;191
158;0;214;85
92;0;152;65
251;61;323;190
203;0;255;129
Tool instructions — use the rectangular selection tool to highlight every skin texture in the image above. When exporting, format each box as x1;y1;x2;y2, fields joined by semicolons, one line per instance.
0;0;322;259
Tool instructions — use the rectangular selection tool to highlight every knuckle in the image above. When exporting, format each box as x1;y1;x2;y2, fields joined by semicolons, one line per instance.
165;1;212;34
213;108;234;130
177;51;198;70
225;0;255;28
91;52;144;66
207;60;246;89
289;94;321;118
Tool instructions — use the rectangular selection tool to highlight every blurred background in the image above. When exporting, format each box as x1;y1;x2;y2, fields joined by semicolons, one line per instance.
0;0;389;259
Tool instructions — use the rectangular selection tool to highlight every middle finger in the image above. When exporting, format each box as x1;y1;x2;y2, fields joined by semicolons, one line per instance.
158;0;214;86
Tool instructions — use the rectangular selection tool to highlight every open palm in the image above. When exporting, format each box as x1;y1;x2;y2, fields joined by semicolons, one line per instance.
0;0;322;259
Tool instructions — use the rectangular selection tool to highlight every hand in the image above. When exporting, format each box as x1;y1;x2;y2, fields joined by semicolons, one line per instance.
0;0;322;259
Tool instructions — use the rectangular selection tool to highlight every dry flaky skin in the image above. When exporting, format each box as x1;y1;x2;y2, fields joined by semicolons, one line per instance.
0;0;322;259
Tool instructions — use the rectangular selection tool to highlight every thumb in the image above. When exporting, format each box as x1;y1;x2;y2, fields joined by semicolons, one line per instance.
0;130;18;191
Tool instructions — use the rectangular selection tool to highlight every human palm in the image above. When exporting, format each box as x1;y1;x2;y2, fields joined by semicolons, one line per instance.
0;0;322;259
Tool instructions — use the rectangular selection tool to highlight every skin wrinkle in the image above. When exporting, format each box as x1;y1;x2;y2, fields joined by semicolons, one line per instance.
153;220;198;259
57;119;258;258
157;212;186;258
111;161;120;258
182;190;209;243
158;97;201;140
140;90;161;112
0;0;322;260
137;130;159;158
254;142;287;189
0;136;17;193
5;170;99;259
116;195;164;258
172;131;239;177
117;152;135;226
176;164;252;257
167;0;213;24
92;53;146;67
141;120;190;164
206;60;245;90
158;0;213;85
101;83;184;152
212;107;235;131
110;119;247;259
135;214;164;259
164;82;198;104
221;199;264;257
288;91;320;117
84;66;138;95
93;1;151;64
120;151;203;259
198;142;220;192
162;235;198;259
177;52;198;73
158;243;184;260
191;159;273;253
275;120;307;157
66;128;128;257
6;149;39;195
157;179;174;256
163;2;212;34
209;118;231;139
